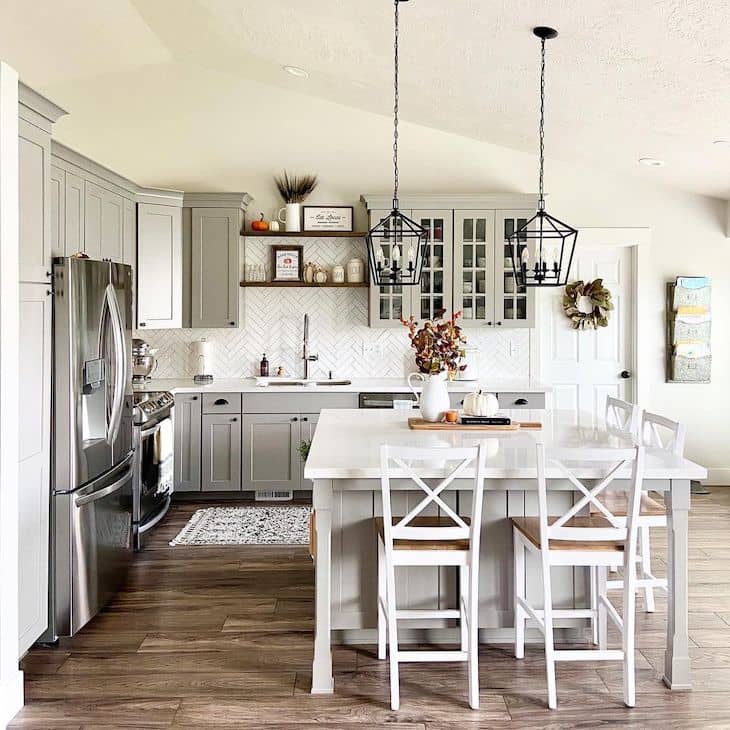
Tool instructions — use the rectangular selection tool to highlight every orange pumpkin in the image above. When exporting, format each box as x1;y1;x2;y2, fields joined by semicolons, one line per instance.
251;212;269;232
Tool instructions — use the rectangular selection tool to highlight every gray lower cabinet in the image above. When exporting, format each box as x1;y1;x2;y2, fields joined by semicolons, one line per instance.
173;394;202;492
242;414;300;492
300;414;319;488
202;413;242;492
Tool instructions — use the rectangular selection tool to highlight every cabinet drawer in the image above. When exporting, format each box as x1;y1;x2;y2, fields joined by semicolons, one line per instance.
202;393;242;414
497;392;545;409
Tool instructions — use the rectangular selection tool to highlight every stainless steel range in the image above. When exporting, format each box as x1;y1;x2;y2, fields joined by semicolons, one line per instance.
132;391;174;550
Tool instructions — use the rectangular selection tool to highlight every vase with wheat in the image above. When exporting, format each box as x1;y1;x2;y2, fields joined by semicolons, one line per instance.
274;171;318;232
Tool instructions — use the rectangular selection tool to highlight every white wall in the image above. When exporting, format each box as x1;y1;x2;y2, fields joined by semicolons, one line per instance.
45;62;729;479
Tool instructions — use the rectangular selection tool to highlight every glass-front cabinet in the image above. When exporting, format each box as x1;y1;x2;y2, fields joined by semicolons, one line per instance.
364;195;537;329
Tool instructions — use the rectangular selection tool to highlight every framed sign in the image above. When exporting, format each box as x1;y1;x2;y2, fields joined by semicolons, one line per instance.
271;245;303;282
302;206;354;232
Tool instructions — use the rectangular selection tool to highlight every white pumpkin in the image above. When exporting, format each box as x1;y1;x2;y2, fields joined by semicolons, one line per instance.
462;390;499;417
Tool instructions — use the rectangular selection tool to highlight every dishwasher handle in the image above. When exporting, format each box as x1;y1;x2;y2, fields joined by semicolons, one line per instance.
75;468;131;507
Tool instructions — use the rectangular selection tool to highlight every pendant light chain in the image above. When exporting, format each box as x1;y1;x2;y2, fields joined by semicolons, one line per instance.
392;0;400;209
538;36;546;210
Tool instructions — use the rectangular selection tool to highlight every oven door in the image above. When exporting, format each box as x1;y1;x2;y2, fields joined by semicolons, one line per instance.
138;415;174;523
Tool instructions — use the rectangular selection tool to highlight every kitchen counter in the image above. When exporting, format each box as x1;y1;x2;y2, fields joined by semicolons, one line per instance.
134;377;552;395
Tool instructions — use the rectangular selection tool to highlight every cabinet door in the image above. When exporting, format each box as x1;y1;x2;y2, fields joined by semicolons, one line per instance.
454;210;496;327
202;413;242;492
64;171;85;255
191;208;239;328
137;203;182;329
122;198;136;268
174;394;202;492
242;414;299;492
411;210;453;320
83;180;103;259
494;210;535;328
101;188;124;262
368;209;413;327
299;414;319;489
18;282;52;654
19;120;52;283
50;165;65;258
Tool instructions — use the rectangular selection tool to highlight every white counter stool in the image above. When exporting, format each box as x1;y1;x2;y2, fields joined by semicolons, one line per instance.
511;444;645;709
594;411;684;612
375;443;487;711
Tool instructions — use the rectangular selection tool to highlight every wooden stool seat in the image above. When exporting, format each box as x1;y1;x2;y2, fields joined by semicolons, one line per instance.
592;491;665;518
375;516;470;551
510;516;624;552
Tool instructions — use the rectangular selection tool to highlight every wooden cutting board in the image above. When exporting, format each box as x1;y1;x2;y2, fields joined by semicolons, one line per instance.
408;418;542;431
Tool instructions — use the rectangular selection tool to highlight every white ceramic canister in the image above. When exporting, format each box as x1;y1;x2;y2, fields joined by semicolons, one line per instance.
346;257;365;283
332;265;345;284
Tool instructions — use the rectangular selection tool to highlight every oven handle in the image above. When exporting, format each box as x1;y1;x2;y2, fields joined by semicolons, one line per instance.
140;422;162;439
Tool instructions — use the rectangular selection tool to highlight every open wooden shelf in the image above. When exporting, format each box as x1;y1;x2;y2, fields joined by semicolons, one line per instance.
242;231;367;238
240;281;368;289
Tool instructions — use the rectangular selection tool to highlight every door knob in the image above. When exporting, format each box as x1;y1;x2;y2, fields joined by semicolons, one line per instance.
620;370;631;379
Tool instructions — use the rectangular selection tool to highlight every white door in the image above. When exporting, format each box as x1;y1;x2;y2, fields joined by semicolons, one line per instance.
539;245;634;425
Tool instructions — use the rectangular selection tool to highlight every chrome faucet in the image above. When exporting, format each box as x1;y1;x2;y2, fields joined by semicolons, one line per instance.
303;313;319;379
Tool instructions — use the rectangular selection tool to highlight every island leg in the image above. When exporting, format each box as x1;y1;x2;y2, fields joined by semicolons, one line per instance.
663;478;691;689
311;479;334;694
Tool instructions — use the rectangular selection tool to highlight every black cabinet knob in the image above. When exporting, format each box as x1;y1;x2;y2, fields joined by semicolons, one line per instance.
620;370;631;379
139;322;146;327
231;417;237;422
229;321;235;326
496;321;503;326
301;417;308;422
487;321;493;326
191;396;198;400
292;417;298;422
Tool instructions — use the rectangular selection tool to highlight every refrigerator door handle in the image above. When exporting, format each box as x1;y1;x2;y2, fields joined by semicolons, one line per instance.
103;284;127;446
74;467;131;507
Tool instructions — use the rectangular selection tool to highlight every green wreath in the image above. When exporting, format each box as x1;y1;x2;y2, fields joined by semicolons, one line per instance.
563;279;613;330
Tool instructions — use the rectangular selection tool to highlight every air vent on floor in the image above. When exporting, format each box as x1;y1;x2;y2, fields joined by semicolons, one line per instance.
254;490;293;502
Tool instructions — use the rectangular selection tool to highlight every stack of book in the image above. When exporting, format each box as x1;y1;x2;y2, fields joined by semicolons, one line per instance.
666;276;711;383
460;416;511;426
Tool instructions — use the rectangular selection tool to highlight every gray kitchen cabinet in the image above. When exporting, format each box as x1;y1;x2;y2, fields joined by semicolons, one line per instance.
242;413;300;492
202;413;242;492
19;119;52;283
190;207;240;328
101;188;124;262
300;414;319;488
64;171;85;255
136;197;183;329
50;164;64;258
173;393;202;492
83;180;103;259
362;195;538;329
18;282;52;655
123;198;136;268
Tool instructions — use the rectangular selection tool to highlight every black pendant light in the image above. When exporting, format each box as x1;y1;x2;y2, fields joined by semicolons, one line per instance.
509;27;577;288
366;0;426;287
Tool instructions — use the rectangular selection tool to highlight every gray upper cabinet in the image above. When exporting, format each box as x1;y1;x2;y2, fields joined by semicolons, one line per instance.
50;164;64;258
202;413;242;492
64;171;84;255
173;393;202;492
19;119;52;283
83;180;103;259
123;198;136;268
136;193;183;330
242;413;300;492
361;194;539;329
101;188;124;262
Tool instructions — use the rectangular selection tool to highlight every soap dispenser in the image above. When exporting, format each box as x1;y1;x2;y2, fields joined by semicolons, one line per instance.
260;353;269;377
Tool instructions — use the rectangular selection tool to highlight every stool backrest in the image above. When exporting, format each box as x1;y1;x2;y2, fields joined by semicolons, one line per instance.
605;396;640;435
536;444;645;548
379;444;487;550
641;411;686;457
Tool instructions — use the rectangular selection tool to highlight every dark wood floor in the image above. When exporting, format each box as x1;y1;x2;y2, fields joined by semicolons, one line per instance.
11;490;730;729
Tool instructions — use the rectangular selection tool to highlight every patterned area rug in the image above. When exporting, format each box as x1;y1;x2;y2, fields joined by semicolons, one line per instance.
169;505;310;546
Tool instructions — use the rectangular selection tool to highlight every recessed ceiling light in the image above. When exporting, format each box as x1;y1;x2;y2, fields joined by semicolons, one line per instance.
638;157;664;167
283;65;309;79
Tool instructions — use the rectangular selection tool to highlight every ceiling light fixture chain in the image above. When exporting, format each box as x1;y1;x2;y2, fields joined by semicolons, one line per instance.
392;0;400;208
538;34;546;209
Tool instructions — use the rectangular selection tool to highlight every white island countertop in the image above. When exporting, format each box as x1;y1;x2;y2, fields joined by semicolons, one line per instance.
135;377;552;395
304;408;707;481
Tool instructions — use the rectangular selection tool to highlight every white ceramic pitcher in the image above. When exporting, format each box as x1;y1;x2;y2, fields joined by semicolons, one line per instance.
277;203;301;232
407;371;450;422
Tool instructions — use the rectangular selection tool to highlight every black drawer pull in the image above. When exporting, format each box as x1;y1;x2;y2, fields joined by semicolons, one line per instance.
214;398;229;406
514;398;528;405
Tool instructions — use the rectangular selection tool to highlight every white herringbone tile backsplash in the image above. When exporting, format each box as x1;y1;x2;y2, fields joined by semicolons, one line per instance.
137;237;531;380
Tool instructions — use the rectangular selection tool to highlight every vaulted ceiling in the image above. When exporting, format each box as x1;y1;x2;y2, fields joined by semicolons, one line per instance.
3;0;730;198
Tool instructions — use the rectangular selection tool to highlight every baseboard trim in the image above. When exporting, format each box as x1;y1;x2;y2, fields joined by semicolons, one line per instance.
0;669;24;729
705;469;730;486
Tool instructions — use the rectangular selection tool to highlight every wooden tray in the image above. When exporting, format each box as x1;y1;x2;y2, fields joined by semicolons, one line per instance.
408;418;542;431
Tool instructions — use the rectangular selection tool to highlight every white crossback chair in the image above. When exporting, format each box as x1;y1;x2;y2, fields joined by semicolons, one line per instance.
593;411;684;613
376;443;487;711
511;444;645;709
605;396;641;434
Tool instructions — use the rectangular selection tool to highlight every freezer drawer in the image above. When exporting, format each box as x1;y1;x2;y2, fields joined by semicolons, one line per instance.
50;455;133;639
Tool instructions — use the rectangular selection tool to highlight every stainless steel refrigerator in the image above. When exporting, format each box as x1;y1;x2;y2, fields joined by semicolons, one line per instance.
45;257;135;641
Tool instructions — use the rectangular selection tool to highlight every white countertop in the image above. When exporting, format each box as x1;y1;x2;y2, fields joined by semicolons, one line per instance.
304;409;707;481
134;377;552;395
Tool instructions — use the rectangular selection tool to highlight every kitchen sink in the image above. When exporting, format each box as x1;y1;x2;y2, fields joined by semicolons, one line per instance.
262;379;352;387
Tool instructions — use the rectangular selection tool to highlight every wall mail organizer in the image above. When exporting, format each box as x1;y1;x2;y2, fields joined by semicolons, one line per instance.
666;276;711;383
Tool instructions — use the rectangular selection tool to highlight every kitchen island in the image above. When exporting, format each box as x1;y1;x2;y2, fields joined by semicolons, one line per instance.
304;408;707;695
